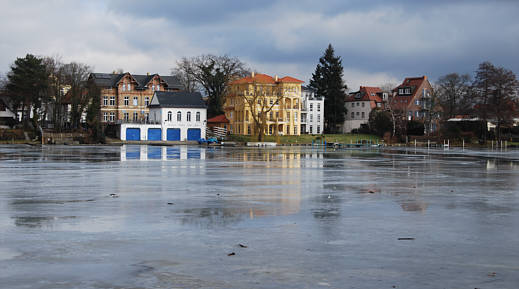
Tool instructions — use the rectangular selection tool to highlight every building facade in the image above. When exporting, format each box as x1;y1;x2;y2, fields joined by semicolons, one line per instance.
224;72;304;136
89;72;183;124
120;91;207;141
390;76;438;132
300;86;324;134
343;86;386;133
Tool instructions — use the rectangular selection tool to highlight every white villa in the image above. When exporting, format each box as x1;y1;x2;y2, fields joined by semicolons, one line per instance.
300;86;324;134
120;91;207;141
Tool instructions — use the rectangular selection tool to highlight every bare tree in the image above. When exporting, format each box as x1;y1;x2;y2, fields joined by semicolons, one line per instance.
436;73;472;119
63;62;91;129
473;62;519;140
42;56;67;130
380;83;398;137
172;54;249;117
171;58;199;92
235;80;285;142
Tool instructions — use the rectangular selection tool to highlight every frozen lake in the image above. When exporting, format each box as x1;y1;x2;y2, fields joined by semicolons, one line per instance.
1;145;518;289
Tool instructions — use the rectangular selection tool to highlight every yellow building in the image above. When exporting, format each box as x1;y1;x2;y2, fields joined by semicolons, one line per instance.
224;72;304;136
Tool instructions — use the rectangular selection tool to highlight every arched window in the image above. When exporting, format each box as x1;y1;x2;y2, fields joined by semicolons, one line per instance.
167;111;172;121
177;111;181;121
187;111;191;122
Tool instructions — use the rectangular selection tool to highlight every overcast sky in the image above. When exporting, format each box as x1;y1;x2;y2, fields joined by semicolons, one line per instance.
1;0;518;89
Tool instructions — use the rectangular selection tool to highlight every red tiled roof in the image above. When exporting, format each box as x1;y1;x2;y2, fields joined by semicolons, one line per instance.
390;76;429;109
207;114;229;123
346;86;383;103
230;73;304;85
278;76;304;83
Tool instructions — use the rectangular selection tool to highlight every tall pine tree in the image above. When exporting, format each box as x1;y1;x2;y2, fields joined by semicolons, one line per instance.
309;44;347;133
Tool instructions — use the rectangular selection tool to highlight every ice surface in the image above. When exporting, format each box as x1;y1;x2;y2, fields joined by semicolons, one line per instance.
0;145;518;288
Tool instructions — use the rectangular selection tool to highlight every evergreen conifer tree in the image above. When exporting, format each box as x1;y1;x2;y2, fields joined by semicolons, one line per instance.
309;44;347;133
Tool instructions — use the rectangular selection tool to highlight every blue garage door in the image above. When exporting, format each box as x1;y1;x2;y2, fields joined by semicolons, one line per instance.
167;128;181;141
148;128;162;141
126;128;140;141
187;128;201;141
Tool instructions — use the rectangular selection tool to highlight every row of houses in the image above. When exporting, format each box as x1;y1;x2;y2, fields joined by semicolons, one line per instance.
342;76;435;133
1;69;435;139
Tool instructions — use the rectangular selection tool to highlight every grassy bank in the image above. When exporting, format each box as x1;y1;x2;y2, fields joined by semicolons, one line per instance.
227;134;380;144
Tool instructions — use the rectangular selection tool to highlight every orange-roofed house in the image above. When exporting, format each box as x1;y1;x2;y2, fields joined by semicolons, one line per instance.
224;72;304;136
342;86;388;133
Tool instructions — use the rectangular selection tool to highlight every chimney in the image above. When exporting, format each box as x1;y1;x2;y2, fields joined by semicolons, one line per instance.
251;71;255;78
423;75;427;80
275;75;278;81
147;72;150;76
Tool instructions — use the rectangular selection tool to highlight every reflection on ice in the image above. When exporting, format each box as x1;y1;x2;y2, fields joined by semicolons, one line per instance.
121;145;206;161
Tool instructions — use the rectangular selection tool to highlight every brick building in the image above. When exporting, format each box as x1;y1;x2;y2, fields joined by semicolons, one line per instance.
89;72;183;123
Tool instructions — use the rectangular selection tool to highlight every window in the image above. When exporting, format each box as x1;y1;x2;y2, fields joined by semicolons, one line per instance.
196;111;200;122
177;111;181;121
356;111;360;116
309;114;313;122
317;103;321;112
247;125;251;135
123;112;129;121
310;103;313;111
294;126;297;135
103;112;108;121
415;111;420;117
405;88;411;94
187;111;191;122
415;99;420;106
133;96;138;106
269;125;273;135
145;113;149;122
109;112;115;122
361;102;365;107
124;96;129;106
110;96;115;106
270;99;273;105
133;112;138;121
167;111;172;121
317;114;320;122
361;112;365;118
127;83;131;91
310;125;313;133
377;103;381;108
122;83;126;92
103;96;108;106
294;112;297;122
144;97;149;106
317;125;320;134
351;112;354;118
357;102;360;107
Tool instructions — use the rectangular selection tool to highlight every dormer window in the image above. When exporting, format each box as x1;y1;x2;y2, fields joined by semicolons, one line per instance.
398;88;403;95
404;88;411;94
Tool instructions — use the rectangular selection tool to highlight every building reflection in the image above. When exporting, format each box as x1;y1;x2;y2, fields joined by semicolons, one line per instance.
121;145;206;161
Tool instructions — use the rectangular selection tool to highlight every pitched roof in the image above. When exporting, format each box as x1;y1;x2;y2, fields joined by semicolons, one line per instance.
278;76;304;83
230;73;304;85
89;73;183;90
207;114;229;123
393;76;427;94
347;86;383;103
149;91;206;108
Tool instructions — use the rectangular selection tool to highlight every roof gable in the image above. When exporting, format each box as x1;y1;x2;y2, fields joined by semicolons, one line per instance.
150;91;206;108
